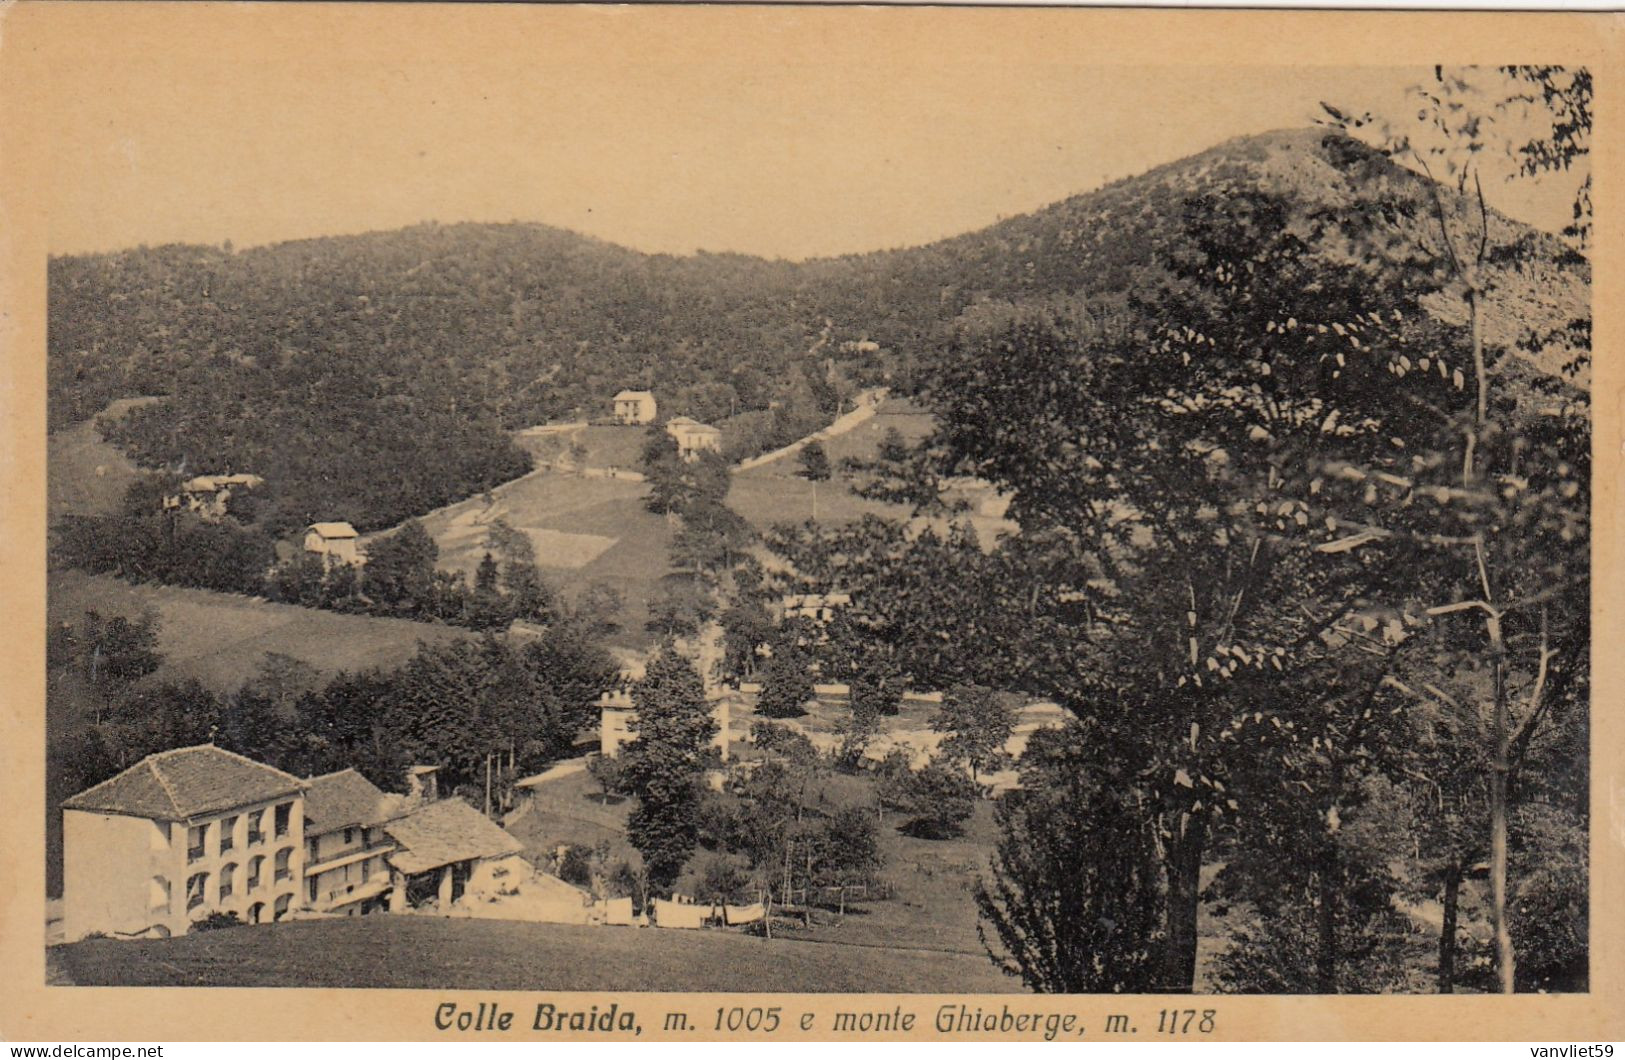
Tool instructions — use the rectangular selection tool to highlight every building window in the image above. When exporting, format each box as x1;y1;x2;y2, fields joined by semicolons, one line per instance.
220;815;238;854
361;858;372;883
247;902;265;925
273;894;291;921
343;827;355;846
186;872;208;911
274;802;292;839
187;824;207;863
308;875;320;903
274;847;292;882
247;810;264;846
219;862;236;900
247;855;264;891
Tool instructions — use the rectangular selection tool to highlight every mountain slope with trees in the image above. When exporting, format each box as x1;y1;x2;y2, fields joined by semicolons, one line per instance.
49;127;1586;536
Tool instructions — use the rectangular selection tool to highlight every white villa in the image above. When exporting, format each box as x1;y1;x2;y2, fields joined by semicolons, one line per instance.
612;390;658;425
665;416;723;460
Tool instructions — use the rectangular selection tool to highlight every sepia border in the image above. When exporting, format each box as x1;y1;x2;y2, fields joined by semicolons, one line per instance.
0;2;1620;1042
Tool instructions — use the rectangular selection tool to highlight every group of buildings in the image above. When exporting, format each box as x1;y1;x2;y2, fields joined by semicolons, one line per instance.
60;746;526;943
611;389;722;460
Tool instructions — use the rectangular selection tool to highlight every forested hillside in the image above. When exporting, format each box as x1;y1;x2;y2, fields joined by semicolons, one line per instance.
48;128;1588;533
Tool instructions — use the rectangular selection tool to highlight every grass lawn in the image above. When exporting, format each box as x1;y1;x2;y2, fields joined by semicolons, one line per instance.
507;769;638;865
403;470;674;651
48;569;470;691
49;914;1024;992
517;424;649;471
46;398;158;520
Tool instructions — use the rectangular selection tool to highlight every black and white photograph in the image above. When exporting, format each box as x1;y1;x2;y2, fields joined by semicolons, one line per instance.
22;7;1596;1014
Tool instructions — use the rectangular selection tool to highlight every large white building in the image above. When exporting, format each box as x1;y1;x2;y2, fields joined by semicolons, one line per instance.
61;746;527;941
62;745;308;941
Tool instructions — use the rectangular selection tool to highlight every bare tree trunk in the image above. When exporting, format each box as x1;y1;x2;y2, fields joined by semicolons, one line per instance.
1439;864;1462;993
1465;279;1516;995
1161;815;1206;993
1489;625;1516;993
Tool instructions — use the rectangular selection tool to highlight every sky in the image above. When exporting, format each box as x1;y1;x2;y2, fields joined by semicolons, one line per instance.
31;7;1581;260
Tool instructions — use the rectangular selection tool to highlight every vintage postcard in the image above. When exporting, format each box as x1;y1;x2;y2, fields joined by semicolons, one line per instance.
0;2;1620;1043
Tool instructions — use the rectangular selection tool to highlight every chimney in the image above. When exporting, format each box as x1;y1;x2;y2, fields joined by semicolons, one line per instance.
405;764;440;806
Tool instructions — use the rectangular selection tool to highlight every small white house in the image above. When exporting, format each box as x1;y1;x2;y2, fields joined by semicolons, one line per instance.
303;522;361;567
612;390;658;425
665;417;723;460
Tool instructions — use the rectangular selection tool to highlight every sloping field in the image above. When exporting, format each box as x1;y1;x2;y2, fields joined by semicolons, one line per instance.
516;423;649;470
50;914;1023;992
406;471;675;649
48;570;469;691
46;398;160;519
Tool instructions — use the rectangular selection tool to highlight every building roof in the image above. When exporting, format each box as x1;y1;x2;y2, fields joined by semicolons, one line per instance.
307;522;359;539
302;769;406;836
383;798;524;876
184;473;264;492
613;389;655;402
62;745;306;821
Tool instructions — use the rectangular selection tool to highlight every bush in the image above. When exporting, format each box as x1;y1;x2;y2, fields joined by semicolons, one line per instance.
557;844;595;888
902;758;977;839
191;911;244;933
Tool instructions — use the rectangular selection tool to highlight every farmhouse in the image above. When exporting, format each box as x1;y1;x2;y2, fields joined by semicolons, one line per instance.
163;473;264;521
664;416;723;460
303;522;361;566
61;744;307;942
611;389;657;425
382;797;527;912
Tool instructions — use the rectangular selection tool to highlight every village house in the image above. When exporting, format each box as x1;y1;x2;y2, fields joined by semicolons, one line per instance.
162;473;264;522
779;591;853;623
301;769;408;917
664;416;723;460
597;687;730;761
382;797;527;912
61;745;307;942
611;389;657;425
303;522;361;567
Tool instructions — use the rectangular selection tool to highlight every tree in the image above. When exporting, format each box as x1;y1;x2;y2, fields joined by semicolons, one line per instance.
977;725;1165;993
873;749;916;825
797;441;832;522
902;757;976;839
76;609;163;696
642;427;687;515
817;806;883;890
645;578;713;641
467;551;511;630
1321;67;1592;992
362;519;439;613
878;426;909;465
587;752;626;805
932;684;1014;784
620;647;718;893
755;642;814;719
